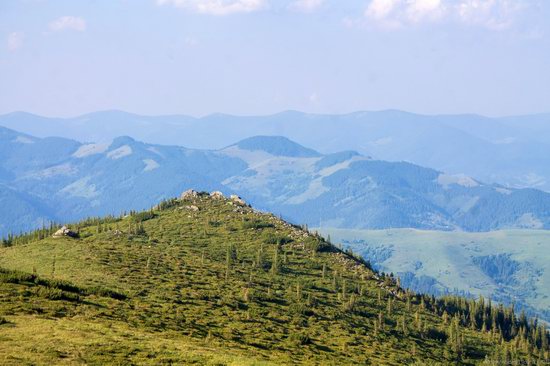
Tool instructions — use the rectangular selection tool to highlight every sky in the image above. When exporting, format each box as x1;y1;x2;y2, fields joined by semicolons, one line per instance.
1;0;550;118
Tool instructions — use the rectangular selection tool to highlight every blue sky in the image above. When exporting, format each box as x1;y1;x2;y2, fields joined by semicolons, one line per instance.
1;0;549;117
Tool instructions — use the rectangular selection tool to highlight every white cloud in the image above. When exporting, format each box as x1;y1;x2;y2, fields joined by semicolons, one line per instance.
156;0;266;15
365;0;446;26
406;0;446;23
364;0;405;29
288;0;323;13
49;16;87;32
457;0;523;31
362;0;526;30
365;0;400;20
7;32;24;51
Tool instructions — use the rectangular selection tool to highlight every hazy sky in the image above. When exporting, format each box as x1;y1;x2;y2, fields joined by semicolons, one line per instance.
1;0;549;117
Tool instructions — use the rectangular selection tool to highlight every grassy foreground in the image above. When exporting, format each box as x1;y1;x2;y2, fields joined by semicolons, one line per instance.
0;193;548;365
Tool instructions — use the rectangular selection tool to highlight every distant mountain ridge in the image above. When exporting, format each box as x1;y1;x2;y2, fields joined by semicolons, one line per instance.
1;125;550;236
2;109;550;192
231;136;321;158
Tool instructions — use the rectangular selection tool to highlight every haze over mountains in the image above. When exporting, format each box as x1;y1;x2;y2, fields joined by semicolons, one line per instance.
2;110;550;192
2;124;550;237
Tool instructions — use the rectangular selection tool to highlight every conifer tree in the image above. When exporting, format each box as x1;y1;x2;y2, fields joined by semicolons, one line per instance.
341;279;347;300
225;244;232;280
270;248;279;276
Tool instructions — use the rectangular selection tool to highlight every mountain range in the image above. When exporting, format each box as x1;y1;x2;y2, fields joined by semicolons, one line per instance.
2;110;550;192
1;125;550;236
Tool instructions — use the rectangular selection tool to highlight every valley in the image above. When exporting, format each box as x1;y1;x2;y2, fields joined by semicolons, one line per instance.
319;228;550;323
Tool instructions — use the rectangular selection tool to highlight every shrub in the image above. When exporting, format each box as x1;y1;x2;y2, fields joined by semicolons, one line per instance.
426;327;448;342
0;267;126;301
0;268;35;284
242;220;274;230
33;287;80;302
310;240;333;253
289;332;311;346
86;286;127;300
288;303;314;317
264;234;292;245
36;278;82;294
133;211;156;223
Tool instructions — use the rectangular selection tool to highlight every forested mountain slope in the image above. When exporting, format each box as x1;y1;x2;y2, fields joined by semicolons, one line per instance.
2;110;550;191
2;127;550;236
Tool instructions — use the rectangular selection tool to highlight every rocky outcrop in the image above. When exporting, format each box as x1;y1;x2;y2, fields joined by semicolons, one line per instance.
230;194;246;206
180;189;198;200
52;226;78;238
210;191;224;200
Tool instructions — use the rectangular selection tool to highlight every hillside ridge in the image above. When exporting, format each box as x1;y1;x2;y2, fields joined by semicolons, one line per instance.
1;191;548;364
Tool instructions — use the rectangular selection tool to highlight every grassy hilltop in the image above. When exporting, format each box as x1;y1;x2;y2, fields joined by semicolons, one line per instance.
0;192;548;365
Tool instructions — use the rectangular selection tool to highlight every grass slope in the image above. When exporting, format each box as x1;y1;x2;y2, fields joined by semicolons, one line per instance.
0;194;548;365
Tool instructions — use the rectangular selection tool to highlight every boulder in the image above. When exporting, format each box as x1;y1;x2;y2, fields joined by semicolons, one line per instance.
210;191;224;200
181;189;198;200
52;226;78;238
230;194;246;206
186;205;200;212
